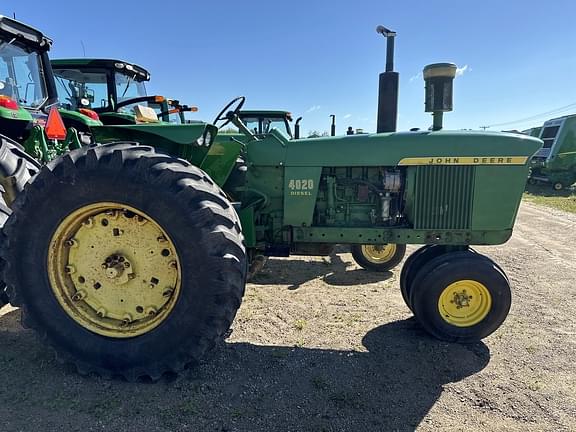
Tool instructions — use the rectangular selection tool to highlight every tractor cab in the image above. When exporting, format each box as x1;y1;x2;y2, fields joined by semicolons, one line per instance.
51;58;194;126
0;16;58;141
237;110;294;139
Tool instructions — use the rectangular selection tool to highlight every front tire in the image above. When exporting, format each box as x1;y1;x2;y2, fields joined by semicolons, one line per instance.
410;252;511;343
399;245;448;311
351;244;406;272
1;143;247;380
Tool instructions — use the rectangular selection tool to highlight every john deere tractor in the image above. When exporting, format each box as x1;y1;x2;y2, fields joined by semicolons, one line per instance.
217;109;407;273
0;17;541;380
51;58;197;128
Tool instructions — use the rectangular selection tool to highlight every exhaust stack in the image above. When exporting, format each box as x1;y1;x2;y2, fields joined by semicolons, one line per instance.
376;25;398;133
330;114;336;136
294;116;302;139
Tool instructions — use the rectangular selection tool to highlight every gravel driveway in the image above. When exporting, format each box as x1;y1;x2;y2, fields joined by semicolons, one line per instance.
0;201;574;432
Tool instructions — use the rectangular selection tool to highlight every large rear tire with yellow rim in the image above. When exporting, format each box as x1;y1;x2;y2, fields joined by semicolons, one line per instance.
0;135;41;308
1;142;246;380
351;243;406;272
410;251;511;342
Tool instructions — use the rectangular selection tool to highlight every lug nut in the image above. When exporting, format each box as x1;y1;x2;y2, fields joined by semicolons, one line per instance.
120;314;132;327
82;217;94;228
162;288;173;298
71;290;87;301
65;239;78;248
146;307;157;317
168;260;177;269
96;308;107;318
65;265;76;274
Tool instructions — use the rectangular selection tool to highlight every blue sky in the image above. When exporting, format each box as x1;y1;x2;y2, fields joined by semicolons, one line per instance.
4;0;576;134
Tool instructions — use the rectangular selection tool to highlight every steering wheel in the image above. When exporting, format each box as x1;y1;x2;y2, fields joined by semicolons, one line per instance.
212;96;245;129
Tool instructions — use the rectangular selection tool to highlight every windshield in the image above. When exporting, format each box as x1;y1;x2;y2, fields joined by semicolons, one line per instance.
115;71;147;104
54;68;109;111
115;101;183;124
242;116;290;136
0;41;48;109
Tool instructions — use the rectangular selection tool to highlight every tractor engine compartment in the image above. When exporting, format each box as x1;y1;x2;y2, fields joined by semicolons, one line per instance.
314;166;405;227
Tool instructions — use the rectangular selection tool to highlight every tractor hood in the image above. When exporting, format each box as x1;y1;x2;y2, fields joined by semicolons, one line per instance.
282;130;543;167
91;123;217;166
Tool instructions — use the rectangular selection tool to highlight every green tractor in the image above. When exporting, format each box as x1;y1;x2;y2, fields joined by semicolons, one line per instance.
528;115;576;190
217;109;407;273
0;17;541;380
51;56;406;274
51;58;197;128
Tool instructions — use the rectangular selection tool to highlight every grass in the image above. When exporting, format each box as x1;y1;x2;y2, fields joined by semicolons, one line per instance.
294;319;307;331
523;184;576;214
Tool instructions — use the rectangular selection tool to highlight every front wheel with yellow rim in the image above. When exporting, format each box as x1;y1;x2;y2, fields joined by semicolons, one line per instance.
409;252;511;343
1;143;247;381
351;243;406;272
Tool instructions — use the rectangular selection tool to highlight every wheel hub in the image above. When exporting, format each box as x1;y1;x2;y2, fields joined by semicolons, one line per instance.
438;280;492;327
361;244;397;263
102;254;133;284
451;289;472;308
48;203;181;338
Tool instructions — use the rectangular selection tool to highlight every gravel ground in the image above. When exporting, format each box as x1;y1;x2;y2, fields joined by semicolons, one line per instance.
0;201;574;432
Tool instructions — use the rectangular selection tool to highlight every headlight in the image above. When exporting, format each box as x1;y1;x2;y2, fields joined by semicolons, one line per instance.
196;131;212;147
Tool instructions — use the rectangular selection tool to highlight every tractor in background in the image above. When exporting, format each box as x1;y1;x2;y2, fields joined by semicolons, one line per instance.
0;16;541;381
528;114;576;190
51;58;198;130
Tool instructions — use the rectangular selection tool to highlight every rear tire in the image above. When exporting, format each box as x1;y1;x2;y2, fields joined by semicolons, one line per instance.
1;142;247;380
351;243;406;272
0;135;40;308
410;251;511;343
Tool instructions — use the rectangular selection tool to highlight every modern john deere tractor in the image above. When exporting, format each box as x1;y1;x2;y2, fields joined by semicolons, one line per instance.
0;17;541;380
51;57;197;128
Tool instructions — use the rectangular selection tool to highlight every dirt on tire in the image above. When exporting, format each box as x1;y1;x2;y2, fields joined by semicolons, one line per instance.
0;201;574;431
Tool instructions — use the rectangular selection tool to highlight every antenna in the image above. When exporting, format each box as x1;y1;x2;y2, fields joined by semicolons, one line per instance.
80;41;86;57
13;12;16;19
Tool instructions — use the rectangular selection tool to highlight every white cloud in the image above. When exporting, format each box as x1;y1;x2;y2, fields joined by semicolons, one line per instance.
456;64;469;77
343;114;352;119
409;72;422;82
306;105;321;113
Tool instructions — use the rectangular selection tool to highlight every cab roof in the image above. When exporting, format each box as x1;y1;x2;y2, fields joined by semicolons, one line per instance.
239;110;292;119
51;58;150;81
0;16;52;50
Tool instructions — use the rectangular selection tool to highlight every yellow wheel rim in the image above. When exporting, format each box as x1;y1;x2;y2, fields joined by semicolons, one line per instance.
48;203;181;338
438;280;492;327
361;244;397;264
